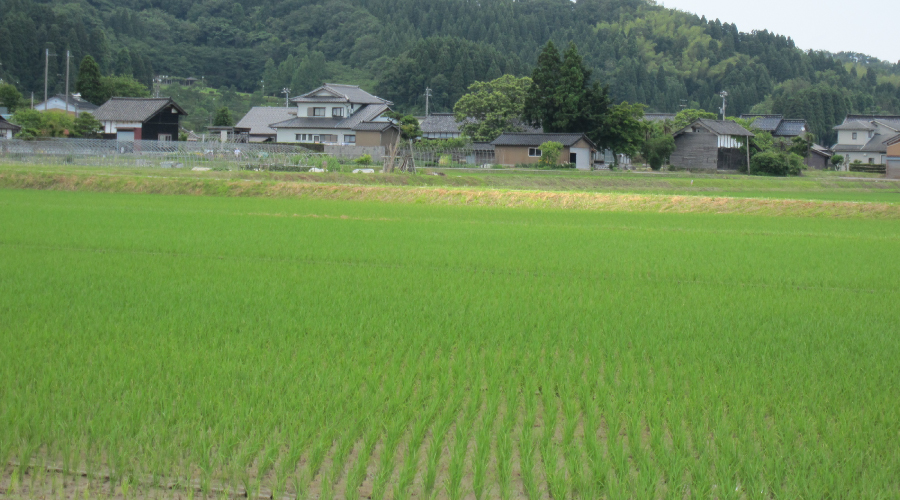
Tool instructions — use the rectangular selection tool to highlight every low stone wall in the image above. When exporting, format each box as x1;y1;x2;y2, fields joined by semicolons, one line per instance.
324;145;385;161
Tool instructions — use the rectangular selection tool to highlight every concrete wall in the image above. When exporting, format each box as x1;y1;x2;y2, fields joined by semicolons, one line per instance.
324;145;385;161
670;132;718;170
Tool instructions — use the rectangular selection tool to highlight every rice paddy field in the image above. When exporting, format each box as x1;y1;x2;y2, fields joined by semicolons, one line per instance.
1;171;900;499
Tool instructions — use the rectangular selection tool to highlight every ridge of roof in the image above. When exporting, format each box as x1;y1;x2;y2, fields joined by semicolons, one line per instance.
491;132;595;148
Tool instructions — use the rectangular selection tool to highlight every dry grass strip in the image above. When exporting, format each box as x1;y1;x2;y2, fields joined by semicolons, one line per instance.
2;171;899;219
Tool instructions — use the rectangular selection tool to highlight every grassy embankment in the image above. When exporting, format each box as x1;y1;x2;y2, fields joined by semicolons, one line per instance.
1;163;899;217
1;188;899;498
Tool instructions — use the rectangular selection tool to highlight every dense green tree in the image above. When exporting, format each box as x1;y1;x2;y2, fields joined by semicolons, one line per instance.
537;141;563;167
73;112;102;138
75;55;104;105
385;111;422;141
642;127;676;170
523;41;561;131
0;83;23;112
453;75;532;142
599;102;646;165
212;107;234;126
98;75;151;101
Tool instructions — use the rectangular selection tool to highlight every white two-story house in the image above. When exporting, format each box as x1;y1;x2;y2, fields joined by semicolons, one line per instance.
269;84;399;148
832;115;900;166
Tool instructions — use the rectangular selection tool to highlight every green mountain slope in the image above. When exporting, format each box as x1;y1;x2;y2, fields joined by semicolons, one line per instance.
1;0;898;142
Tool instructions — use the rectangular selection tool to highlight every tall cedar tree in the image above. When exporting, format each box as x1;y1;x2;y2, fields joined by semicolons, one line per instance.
523;41;561;130
76;55;104;105
213;107;234;127
524;42;610;145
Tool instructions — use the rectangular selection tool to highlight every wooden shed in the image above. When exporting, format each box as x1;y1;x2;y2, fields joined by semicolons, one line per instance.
670;119;753;171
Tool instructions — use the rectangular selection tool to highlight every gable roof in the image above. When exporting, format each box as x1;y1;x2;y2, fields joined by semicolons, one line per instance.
291;84;392;106
774;119;807;137
234;107;295;136
741;114;783;132
809;144;833;158
40;94;99;111
0;116;21;131
93;98;186;122
833;120;876;131
420;113;462;134
491;133;596;148
269;103;390;131
674;119;753;138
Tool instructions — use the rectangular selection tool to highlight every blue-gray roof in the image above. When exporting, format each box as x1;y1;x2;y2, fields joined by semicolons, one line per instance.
491;133;595;148
774;119;807;137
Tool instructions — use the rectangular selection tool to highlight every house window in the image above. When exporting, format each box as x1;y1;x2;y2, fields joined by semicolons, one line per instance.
158;134;172;141
869;157;874;164
344;135;356;144
852;132;857;140
332;107;344;117
313;107;325;117
528;148;542;157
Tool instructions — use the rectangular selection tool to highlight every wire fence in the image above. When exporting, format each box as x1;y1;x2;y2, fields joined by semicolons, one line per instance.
396;147;496;168
0;138;321;171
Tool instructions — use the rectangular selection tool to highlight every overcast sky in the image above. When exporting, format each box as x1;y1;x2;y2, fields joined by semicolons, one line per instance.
659;0;899;64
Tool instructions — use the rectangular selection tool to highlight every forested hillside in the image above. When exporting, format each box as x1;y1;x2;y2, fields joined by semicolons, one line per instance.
1;0;899;142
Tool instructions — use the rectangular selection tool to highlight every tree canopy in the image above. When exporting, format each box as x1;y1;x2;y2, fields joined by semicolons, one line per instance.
454;75;532;142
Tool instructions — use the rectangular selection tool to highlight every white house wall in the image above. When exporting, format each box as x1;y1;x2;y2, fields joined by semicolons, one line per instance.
275;128;355;144
296;103;352;118
102;121;142;134
837;130;873;146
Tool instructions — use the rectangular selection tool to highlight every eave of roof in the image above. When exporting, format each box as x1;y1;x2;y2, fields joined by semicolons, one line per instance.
491;133;596;148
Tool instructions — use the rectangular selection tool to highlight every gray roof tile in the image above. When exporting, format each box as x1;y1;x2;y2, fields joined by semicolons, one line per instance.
269;117;344;129
675;119;753;137
774;119;807;137
833;120;876;131
291;84;392;106
741;114;784;132
234;107;296;136
420;113;462;134
93;98;186;122
0;116;21;131
491;133;595;148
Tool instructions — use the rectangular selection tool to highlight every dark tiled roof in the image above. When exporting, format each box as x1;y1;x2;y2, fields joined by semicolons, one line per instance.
774;119;807;137
675;119;753;137
843;115;900;132
420;113;462;134
93;98;186;122
339;104;389;129
269;117;344;129
0;116;21;131
809;144;833;157
234;107;296;136
887;134;900;146
491;133;595;148
352;122;396;132
741;114;783;132
291;84;392;106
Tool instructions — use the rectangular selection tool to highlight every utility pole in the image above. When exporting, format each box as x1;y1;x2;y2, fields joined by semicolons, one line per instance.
64;50;71;116
282;87;290;108
44;49;49;104
260;79;264;98
718;90;728;120
424;87;432;116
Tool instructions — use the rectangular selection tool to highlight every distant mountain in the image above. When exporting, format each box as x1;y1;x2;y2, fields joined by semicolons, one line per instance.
1;0;898;142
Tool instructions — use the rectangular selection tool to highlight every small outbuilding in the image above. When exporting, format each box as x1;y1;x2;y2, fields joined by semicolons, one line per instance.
670;119;754;171
806;144;834;170
34;94;98;116
93;97;187;141
234;106;296;143
491;133;596;170
887;134;900;179
0;115;21;139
